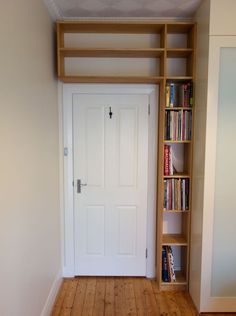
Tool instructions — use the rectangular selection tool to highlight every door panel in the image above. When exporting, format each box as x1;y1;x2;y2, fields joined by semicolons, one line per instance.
73;93;149;276
85;107;105;186
117;206;137;255
86;205;105;255
119;107;137;187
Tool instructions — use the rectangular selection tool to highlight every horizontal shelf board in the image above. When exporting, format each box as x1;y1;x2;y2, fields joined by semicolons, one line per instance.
162;234;188;245
166;76;193;81
161;271;187;285
163;210;190;213
60;48;165;58
58;21;166;34
167;49;193;58
164;140;191;143
163;174;190;178
59;75;164;84
165;107;193;110
167;23;195;34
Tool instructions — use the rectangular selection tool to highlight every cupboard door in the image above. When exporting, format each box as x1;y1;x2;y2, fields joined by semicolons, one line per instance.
201;37;236;312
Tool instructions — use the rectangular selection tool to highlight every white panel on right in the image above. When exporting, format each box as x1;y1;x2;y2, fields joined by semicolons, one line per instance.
211;48;236;296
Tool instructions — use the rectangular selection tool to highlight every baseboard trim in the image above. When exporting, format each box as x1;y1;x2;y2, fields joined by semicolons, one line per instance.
40;269;63;316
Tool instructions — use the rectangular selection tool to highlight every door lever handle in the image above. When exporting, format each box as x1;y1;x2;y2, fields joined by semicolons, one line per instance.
77;179;87;193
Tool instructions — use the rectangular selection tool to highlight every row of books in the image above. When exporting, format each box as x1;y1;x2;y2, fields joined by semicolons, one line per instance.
162;246;176;282
164;178;189;211
166;82;193;108
165;110;192;141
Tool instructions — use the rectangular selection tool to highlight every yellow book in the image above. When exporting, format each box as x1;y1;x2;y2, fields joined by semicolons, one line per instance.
166;85;170;107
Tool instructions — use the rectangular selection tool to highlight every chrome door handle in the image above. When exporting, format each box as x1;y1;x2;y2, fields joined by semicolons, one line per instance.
77;179;87;193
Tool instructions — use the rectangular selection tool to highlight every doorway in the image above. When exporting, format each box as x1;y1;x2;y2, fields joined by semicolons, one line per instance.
62;84;158;277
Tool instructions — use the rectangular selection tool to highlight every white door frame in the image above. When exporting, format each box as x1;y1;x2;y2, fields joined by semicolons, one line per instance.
61;84;158;277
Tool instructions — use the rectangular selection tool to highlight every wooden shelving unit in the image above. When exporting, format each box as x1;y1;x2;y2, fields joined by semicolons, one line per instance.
56;20;196;291
157;22;196;291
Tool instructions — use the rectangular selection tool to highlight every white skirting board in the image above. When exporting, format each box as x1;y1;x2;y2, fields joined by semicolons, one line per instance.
40;269;62;316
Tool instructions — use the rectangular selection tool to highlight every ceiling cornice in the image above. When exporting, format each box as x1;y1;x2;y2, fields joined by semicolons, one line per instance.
43;0;62;20
43;0;200;21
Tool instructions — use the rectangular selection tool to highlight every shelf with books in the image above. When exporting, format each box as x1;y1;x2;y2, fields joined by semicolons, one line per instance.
161;270;187;286
161;244;188;288
164;110;192;141
163;178;190;211
163;143;192;176
165;81;193;108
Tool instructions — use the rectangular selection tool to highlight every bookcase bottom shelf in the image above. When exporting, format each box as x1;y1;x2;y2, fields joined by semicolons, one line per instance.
160;271;187;291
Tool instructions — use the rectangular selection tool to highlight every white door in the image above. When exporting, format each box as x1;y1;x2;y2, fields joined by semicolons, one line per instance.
73;93;149;276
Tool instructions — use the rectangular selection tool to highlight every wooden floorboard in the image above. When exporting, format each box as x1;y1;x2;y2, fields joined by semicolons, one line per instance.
51;277;236;316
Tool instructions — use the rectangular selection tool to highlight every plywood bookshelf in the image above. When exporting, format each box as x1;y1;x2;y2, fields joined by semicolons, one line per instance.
56;20;196;291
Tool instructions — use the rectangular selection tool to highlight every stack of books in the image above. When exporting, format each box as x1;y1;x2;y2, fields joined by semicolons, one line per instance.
165;110;192;141
163;178;189;211
162;246;176;282
166;82;193;108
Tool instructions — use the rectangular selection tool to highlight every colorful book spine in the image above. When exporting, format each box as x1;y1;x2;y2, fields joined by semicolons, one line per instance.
164;145;169;175
189;82;193;107
169;83;174;107
166;85;170;107
162;246;169;282
167;246;176;282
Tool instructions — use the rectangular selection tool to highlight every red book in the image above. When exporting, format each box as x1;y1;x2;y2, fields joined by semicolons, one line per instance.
164;145;170;175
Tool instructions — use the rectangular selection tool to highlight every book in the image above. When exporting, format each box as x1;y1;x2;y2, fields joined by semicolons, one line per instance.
166;85;170;107
162;246;169;282
167;246;176;282
169;83;179;107
164;145;170;175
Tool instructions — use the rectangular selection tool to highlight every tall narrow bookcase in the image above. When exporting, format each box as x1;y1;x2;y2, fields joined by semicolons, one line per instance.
56;20;196;291
157;23;196;291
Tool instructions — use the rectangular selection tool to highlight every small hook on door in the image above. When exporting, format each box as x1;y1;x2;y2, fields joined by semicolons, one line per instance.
109;106;113;119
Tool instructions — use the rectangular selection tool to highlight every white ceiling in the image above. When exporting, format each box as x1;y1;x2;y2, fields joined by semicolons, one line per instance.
44;0;202;20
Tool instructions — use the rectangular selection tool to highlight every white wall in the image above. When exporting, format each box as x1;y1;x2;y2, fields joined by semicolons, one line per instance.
210;0;236;35
0;0;60;315
190;0;210;311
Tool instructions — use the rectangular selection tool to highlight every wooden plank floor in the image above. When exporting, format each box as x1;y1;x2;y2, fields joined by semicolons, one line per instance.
51;277;201;316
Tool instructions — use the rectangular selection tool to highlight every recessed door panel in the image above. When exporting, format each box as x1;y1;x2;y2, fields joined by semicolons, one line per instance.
86;206;105;255
119;108;137;187
117;206;137;256
86;107;104;187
